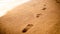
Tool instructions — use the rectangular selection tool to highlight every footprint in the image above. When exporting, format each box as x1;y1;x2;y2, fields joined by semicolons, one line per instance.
55;0;60;3
36;13;42;18
22;24;33;33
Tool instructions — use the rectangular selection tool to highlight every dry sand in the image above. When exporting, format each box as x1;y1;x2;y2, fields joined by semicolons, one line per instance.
0;0;60;34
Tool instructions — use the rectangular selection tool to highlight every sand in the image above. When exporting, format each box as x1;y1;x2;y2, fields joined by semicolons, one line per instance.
0;0;60;34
